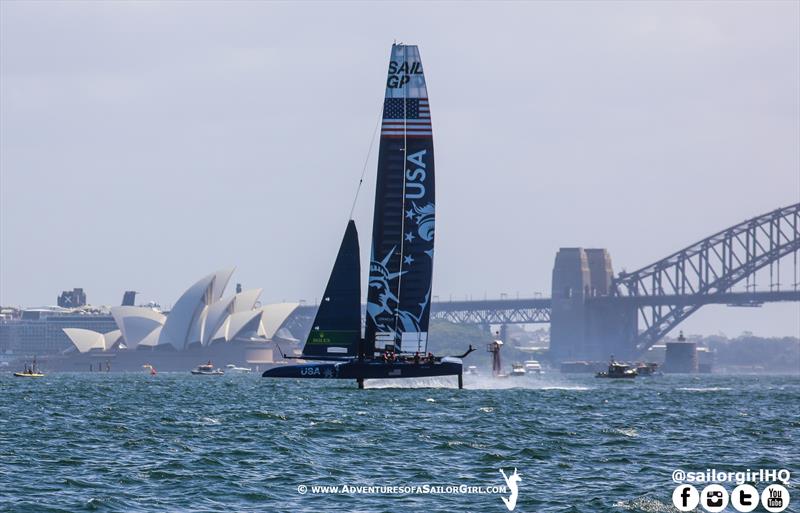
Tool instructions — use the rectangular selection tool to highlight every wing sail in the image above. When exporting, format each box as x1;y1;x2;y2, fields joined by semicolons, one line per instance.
365;44;435;355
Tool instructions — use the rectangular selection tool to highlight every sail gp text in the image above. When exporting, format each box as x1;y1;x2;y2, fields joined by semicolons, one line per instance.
298;483;507;495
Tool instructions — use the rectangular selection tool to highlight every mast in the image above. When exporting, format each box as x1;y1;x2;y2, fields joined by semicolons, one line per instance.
365;44;435;356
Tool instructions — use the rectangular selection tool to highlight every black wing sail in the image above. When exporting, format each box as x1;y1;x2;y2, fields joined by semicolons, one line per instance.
365;44;435;356
303;220;362;358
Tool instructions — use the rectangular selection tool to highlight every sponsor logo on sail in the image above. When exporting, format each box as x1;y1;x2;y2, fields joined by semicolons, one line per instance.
387;60;422;88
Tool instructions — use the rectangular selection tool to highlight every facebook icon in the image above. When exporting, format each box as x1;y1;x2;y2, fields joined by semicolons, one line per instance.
673;485;700;511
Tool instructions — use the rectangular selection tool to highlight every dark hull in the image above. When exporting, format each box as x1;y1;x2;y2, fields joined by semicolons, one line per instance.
262;360;462;380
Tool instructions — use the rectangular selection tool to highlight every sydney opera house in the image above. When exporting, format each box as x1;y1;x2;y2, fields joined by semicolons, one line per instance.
54;269;305;371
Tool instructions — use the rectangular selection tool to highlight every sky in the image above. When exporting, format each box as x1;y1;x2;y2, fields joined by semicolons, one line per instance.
1;1;798;337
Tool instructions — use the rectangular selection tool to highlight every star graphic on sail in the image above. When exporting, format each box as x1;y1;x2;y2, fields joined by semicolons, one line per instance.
405;208;415;219
405;232;415;242
404;255;414;265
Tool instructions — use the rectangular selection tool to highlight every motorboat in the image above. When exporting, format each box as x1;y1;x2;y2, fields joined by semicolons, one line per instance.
225;364;252;374
191;362;224;375
523;360;543;374
596;359;637;379
465;365;478;375
510;363;526;377
14;369;44;378
635;362;660;376
14;357;44;378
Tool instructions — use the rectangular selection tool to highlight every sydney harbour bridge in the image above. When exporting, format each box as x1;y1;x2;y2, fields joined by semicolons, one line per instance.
289;203;800;360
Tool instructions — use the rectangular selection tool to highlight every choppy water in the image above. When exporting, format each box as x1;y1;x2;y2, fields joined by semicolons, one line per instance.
1;373;798;512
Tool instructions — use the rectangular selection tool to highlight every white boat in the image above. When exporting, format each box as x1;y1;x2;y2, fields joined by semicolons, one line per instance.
465;365;478;375
523;360;543;374
225;364;252;374
191;362;224;375
510;363;526;376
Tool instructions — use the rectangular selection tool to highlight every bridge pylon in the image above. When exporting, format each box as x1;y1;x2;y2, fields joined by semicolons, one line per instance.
549;248;638;361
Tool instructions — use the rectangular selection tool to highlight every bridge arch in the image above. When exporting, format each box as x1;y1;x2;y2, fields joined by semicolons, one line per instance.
612;203;800;352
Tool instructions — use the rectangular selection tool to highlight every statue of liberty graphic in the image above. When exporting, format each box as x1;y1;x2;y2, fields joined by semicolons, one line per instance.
368;201;436;346
367;248;431;338
367;247;404;334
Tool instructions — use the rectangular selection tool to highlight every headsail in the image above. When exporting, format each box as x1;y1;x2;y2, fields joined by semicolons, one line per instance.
366;44;435;355
303;220;362;358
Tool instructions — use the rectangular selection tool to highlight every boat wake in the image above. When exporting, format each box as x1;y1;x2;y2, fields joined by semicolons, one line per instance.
676;387;733;392
462;374;592;391
363;376;460;389
360;374;593;390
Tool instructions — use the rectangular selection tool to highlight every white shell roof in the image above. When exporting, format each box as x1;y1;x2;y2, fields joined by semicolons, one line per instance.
63;328;105;353
187;305;208;346
258;302;300;339
232;288;262;313
211;268;235;303
110;306;166;349
138;325;162;347
158;271;217;350
91;270;273;351
103;330;123;350
226;310;263;342
203;296;235;345
211;317;230;343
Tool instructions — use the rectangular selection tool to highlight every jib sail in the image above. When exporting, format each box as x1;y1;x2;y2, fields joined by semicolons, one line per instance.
303;220;361;358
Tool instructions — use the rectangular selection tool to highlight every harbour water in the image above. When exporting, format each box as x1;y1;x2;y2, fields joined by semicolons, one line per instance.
1;373;798;512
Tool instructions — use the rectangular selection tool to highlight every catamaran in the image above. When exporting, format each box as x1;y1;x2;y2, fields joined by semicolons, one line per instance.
263;43;473;388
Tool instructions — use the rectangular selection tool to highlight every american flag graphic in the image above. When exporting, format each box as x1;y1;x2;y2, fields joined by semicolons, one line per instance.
381;98;431;137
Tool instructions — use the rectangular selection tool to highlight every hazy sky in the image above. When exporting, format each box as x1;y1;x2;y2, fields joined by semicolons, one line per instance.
1;1;798;337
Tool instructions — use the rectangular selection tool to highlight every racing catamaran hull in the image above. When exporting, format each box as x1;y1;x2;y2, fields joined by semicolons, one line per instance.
262;360;464;387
